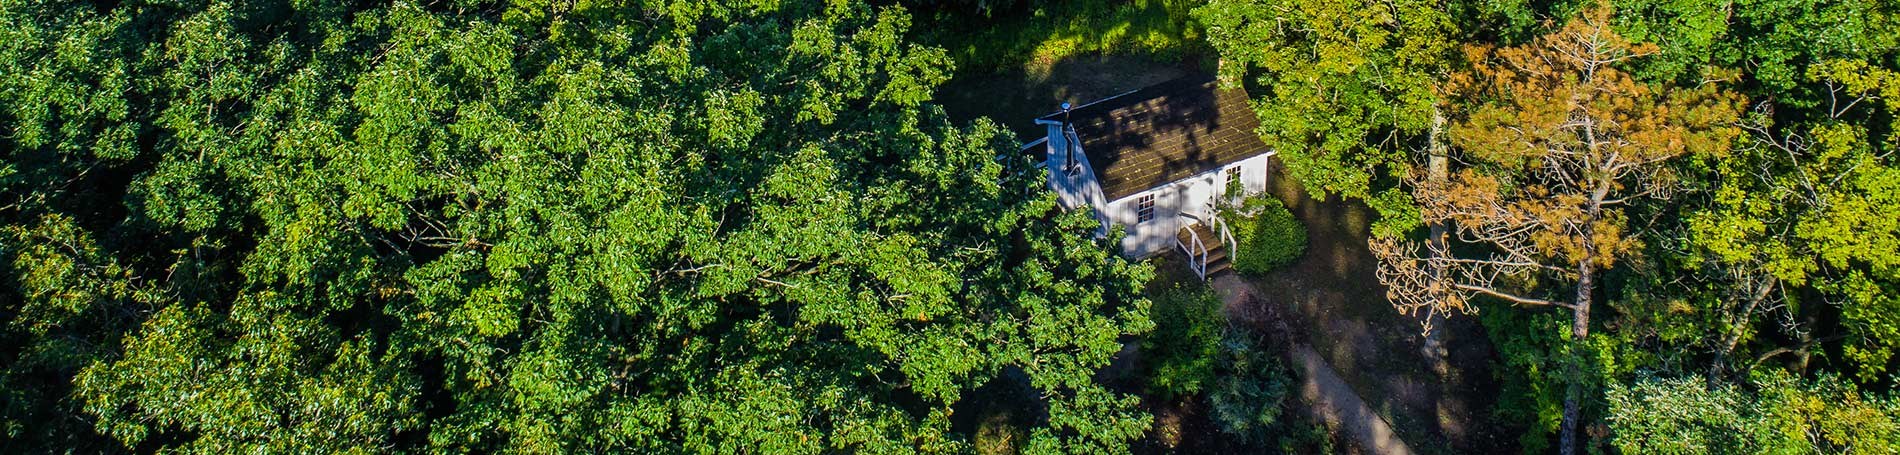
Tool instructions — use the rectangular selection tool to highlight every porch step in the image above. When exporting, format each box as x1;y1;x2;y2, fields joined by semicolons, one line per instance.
1203;248;1228;266
1175;223;1225;250
1206;257;1232;275
1176;220;1233;279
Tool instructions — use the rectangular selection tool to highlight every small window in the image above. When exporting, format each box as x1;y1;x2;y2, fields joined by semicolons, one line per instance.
1136;194;1156;222
1226;167;1242;190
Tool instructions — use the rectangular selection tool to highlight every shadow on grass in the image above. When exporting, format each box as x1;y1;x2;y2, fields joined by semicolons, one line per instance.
914;0;1212;142
935;54;1210;142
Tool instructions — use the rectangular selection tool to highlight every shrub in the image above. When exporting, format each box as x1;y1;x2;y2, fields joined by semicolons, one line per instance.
1205;328;1331;451
1143;286;1224;398
1206;331;1292;444
1143;283;1314;449
1224;196;1307;275
1607;372;1900;453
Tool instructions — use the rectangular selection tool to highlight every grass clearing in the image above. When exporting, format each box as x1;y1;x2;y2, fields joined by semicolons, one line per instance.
915;0;1207;78
914;1;1212;141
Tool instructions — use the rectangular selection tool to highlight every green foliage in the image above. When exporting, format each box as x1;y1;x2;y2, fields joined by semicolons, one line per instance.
907;0;1041;17
1619;4;1899;385
1224;197;1308;275
1799;60;1900;378
0;0;1154;452
1196;0;1453;227
1365;187;1424;239
1608;376;1758;453
1190;0;1900;452
1205;331;1293;445
1140;285;1302;448
2;215;150;446
1142;286;1224;398
1482;301;1633;453
1610;0;1899;106
1465;0;1589;44
8;0;1898;450
1607;372;1900;453
1675;57;1900;381
1482;308;1573;453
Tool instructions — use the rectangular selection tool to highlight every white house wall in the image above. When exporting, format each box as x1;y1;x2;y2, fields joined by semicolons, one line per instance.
1102;152;1275;258
1235;152;1272;201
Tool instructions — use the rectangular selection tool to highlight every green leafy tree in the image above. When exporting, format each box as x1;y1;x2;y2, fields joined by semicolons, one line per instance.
1609;0;1899;102
1;0;1154;452
1205;330;1292;445
1142;286;1223;398
1607;372;1900;453
1195;0;1455;236
1670;59;1900;382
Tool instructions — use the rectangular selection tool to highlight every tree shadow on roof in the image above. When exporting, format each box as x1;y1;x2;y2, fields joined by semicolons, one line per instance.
935;53;1207;142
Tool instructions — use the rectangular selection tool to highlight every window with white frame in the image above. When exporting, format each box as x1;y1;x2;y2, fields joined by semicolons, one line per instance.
1226;166;1242;192
1136;194;1156;222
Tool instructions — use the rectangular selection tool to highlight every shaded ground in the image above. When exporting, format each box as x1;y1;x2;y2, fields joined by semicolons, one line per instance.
934;54;1208;142
1210;274;1414;455
1240;161;1521;454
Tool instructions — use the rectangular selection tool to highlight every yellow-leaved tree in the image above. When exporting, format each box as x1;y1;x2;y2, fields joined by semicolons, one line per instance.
1371;5;1745;454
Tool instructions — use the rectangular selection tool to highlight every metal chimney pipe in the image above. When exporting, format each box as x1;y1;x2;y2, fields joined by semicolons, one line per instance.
1060;102;1075;172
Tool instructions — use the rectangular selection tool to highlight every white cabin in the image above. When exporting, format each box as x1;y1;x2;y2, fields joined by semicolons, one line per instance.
1035;75;1275;277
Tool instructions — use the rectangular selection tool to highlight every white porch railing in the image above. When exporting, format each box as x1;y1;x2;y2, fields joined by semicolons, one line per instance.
1176;215;1210;280
1177;211;1237;281
1204;196;1239;254
1211;213;1237;258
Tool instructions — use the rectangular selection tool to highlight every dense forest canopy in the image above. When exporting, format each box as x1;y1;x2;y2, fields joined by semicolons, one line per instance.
2;0;1155;451
5;0;1900;452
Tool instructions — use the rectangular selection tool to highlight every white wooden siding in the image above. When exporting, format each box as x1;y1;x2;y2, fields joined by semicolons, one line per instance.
1100;152;1275;258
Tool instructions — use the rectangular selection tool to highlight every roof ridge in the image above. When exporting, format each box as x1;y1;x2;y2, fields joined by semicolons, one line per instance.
1035;73;1219;121
1065;86;1147;113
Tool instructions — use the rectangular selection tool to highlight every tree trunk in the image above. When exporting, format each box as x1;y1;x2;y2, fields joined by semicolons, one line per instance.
1422;108;1452;368
1427;107;1450;250
1709;274;1774;383
1559;260;1594;455
1796;313;1817;374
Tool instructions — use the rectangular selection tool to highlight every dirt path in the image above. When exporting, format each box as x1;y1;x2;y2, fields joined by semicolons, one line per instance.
1209;275;1416;454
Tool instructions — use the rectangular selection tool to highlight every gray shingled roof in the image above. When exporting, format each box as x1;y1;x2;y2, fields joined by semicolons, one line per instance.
1040;74;1269;201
